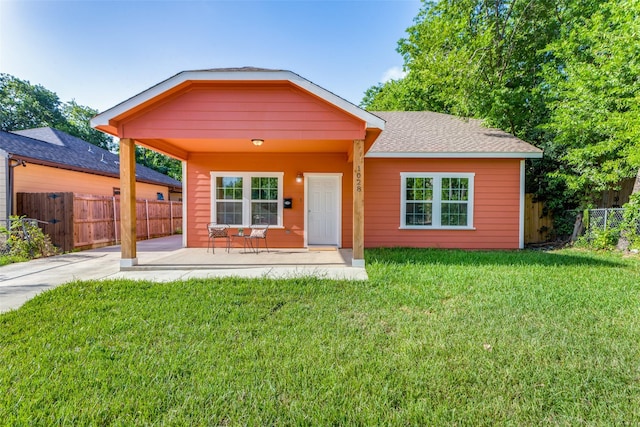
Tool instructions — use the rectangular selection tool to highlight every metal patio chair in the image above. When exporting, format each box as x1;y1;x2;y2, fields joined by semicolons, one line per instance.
247;225;269;253
207;223;230;253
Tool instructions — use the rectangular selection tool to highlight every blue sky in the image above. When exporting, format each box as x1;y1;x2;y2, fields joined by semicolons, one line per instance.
0;0;421;112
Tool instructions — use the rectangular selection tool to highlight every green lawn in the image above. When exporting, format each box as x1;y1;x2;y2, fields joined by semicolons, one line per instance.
1;248;639;425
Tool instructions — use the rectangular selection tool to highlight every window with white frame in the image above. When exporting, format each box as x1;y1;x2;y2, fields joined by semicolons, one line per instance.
211;172;283;226
401;172;474;229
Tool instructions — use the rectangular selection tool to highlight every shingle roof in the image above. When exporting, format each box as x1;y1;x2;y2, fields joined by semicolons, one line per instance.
368;111;542;158
0;128;182;188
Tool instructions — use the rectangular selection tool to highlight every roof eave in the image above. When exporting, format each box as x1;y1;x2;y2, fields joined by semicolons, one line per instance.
7;154;181;188
365;151;543;159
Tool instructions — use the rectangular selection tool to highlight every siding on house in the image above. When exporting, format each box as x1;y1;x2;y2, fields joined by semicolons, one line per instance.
121;84;365;141
13;163;170;215
0;155;7;222
186;152;353;249
365;158;522;249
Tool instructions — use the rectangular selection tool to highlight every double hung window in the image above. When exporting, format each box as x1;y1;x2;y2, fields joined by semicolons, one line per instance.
401;173;474;229
212;172;283;226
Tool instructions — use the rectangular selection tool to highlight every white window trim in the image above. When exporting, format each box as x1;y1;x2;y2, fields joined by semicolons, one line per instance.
210;171;284;227
400;172;475;230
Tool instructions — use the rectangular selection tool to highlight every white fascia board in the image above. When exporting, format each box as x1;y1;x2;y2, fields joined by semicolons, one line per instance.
91;70;385;130
365;151;543;159
283;72;385;130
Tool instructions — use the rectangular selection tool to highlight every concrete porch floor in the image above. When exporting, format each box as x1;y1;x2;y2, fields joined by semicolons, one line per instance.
110;235;368;281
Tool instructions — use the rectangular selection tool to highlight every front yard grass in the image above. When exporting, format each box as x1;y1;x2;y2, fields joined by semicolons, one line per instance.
1;248;639;425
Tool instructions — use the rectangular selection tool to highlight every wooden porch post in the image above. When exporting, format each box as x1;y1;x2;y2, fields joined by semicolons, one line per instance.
120;138;137;267
352;139;365;267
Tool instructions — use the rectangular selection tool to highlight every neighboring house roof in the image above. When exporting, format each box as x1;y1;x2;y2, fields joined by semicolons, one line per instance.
0;128;182;189
90;67;386;134
367;111;543;159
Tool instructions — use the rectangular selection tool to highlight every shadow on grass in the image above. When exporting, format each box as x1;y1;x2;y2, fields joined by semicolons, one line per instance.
365;247;629;268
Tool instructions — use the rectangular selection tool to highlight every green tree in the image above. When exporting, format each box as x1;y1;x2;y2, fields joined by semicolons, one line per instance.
363;0;576;143
60;100;115;151
135;146;182;181
543;0;640;203
0;73;66;131
1;74;113;150
361;0;640;235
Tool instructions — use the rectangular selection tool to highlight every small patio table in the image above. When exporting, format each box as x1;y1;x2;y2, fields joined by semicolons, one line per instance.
232;234;256;254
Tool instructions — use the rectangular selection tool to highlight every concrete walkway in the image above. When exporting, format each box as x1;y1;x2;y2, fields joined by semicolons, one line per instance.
0;235;368;313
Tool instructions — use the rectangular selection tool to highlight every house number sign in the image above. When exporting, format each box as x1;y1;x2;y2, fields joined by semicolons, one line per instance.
355;165;362;192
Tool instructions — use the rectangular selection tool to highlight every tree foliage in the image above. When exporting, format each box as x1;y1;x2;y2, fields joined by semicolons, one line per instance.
135;146;182;181
362;0;639;219
0;73;66;131
0;73;113;150
543;0;640;200
59;100;115;151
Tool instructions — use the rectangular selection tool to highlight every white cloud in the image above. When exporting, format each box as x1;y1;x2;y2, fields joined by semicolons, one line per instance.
381;66;407;82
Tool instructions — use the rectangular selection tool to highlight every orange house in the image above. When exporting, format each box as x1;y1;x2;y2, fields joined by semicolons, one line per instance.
91;68;542;268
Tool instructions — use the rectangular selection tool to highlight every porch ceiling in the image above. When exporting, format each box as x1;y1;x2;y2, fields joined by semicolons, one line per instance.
138;138;353;156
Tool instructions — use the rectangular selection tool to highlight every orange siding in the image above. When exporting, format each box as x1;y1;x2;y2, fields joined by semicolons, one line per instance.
365;158;521;249
121;84;365;140
186;152;352;249
12;164;172;214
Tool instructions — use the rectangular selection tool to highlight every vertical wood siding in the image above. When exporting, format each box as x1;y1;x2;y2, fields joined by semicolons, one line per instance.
186;152;352;248
365;158;522;249
524;194;553;244
17;192;183;251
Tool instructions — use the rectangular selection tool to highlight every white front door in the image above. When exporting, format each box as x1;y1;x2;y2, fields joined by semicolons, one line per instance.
307;175;341;246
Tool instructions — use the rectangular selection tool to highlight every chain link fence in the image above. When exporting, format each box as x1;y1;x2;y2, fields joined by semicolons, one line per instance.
584;208;625;241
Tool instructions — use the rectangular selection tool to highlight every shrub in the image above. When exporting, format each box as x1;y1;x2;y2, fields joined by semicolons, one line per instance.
576;208;621;250
620;194;640;249
1;216;59;260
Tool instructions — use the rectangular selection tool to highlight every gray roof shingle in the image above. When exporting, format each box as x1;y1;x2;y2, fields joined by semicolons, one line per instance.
0;128;182;188
368;111;542;158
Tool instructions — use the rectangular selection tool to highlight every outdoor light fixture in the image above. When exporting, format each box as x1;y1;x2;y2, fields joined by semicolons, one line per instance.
296;172;303;183
252;139;264;146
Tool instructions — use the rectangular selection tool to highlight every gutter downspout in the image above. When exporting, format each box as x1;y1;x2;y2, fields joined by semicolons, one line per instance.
6;154;27;221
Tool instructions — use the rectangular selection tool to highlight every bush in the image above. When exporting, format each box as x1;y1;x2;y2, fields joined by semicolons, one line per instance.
575;198;640;251
621;194;640;250
577;226;620;250
0;216;59;260
576;208;621;250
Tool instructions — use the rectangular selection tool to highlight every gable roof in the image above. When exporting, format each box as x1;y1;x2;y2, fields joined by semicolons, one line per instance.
0;128;182;189
367;111;542;158
91;67;386;135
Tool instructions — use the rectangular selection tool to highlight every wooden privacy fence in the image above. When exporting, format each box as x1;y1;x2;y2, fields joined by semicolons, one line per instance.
524;194;553;244
17;192;182;252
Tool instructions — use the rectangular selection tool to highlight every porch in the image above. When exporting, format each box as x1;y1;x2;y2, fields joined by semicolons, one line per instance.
110;235;368;281
90;68;385;270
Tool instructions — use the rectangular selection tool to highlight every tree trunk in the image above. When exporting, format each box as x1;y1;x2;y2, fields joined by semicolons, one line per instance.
633;169;640;194
571;211;584;243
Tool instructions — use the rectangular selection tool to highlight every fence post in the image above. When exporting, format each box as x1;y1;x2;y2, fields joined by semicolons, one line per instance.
145;199;150;240
169;201;174;235
604;209;609;230
112;196;118;244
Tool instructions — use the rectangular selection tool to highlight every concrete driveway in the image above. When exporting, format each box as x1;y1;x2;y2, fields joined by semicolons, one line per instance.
0;235;367;313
